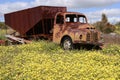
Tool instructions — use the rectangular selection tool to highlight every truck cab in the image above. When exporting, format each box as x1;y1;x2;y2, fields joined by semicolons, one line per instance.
53;12;103;50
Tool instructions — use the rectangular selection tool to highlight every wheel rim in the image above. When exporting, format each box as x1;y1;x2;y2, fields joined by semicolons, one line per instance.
63;39;72;50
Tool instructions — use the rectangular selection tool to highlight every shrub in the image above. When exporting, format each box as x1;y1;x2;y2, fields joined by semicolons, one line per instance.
94;13;115;33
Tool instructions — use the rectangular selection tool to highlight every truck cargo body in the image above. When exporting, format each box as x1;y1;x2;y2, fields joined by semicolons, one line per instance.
5;6;67;40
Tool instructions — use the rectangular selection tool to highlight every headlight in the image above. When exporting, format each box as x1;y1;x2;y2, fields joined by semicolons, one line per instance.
79;35;82;39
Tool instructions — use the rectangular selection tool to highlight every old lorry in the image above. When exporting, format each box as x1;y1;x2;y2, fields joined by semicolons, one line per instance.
5;6;103;49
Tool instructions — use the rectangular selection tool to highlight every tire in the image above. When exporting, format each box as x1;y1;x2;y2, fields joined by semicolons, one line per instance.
62;37;73;50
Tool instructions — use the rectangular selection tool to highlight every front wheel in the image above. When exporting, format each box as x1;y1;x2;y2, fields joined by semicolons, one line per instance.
62;37;73;50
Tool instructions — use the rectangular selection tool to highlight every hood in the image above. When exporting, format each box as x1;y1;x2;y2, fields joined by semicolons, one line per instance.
66;22;95;29
65;22;99;34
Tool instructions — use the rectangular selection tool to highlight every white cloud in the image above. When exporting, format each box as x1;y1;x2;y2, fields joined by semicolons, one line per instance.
1;0;120;14
0;2;29;14
68;0;120;8
101;9;120;17
89;8;120;17
0;0;120;23
0;12;2;16
109;17;120;24
0;1;30;21
85;8;120;23
31;0;120;8
0;0;120;13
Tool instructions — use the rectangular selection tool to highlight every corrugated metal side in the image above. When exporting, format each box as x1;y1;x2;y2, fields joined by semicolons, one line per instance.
5;9;32;35
5;6;67;35
28;6;43;32
42;7;67;19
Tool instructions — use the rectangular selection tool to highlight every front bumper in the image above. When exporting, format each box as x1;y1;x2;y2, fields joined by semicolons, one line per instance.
73;40;104;46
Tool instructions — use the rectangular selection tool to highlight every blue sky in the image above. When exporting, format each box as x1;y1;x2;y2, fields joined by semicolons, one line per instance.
0;0;120;23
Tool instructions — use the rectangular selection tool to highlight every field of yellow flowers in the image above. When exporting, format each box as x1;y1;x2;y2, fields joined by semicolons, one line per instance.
0;41;120;80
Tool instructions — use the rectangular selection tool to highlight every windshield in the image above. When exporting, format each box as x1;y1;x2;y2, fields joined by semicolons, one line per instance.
65;14;87;23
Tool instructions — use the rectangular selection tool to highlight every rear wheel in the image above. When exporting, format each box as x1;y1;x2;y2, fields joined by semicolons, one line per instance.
62;37;73;50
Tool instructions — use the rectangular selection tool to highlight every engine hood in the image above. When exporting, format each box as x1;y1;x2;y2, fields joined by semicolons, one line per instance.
65;22;95;30
64;22;100;34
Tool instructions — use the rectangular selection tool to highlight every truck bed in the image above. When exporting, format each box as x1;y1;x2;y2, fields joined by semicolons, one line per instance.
5;6;66;35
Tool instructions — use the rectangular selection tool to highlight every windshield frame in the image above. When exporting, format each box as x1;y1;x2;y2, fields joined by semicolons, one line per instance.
65;13;88;23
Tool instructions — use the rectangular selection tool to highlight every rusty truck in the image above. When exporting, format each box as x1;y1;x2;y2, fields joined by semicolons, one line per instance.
4;6;103;50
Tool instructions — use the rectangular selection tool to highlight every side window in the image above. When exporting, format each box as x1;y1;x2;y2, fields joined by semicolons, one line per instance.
79;17;86;23
56;15;64;24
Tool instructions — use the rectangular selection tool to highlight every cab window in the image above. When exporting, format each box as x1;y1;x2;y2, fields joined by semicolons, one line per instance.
65;14;77;23
56;15;64;24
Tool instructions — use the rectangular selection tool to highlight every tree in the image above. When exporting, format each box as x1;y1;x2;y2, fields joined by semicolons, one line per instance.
101;13;108;23
115;22;120;26
0;22;8;29
93;13;115;34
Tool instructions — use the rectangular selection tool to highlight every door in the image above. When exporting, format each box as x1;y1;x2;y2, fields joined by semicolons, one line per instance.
53;14;64;43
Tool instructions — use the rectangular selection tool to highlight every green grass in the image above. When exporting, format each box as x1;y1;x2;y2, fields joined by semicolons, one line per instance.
0;41;120;80
115;25;120;34
0;29;6;40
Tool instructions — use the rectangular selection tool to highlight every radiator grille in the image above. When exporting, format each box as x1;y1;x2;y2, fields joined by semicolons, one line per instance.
86;33;90;41
86;32;98;42
92;32;98;42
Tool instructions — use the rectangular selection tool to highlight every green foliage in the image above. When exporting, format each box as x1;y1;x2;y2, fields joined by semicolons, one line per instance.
115;22;120;26
94;13;115;34
0;41;120;80
0;22;8;29
115;22;120;34
103;23;116;33
101;13;108;23
0;29;6;40
102;44;120;55
115;26;120;34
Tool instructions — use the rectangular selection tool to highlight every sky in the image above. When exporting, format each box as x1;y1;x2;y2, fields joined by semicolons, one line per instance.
0;0;120;24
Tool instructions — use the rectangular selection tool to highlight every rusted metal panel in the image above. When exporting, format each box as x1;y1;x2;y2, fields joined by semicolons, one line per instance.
53;12;103;46
4;6;67;35
42;7;67;19
28;6;43;30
